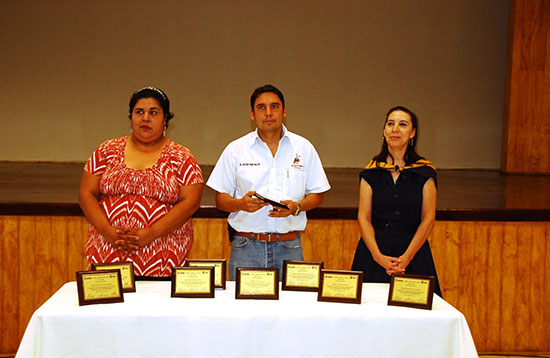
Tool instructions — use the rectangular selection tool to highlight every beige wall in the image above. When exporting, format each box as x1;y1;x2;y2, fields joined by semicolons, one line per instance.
0;0;508;168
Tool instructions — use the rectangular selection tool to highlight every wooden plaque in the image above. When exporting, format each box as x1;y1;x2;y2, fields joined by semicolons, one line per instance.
91;262;136;292
388;273;435;310
171;266;215;298
185;259;227;289
282;260;323;291
76;270;124;306
318;270;363;304
235;268;279;300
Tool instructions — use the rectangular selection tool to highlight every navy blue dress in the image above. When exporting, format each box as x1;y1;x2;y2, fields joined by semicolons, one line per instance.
351;165;442;297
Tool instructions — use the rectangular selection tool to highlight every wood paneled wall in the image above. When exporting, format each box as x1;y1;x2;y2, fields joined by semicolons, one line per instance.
1;216;550;355
0;216;89;356
501;0;550;173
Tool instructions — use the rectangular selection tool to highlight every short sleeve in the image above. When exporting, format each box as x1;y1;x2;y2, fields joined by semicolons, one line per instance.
84;140;113;176
176;152;203;186
304;144;331;195
206;143;238;195
165;141;204;187
359;169;381;190
412;166;438;189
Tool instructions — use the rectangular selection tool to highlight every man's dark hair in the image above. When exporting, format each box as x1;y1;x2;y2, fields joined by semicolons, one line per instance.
250;84;285;110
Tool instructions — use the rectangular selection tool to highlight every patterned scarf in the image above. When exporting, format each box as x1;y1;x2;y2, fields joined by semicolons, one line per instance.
364;159;436;172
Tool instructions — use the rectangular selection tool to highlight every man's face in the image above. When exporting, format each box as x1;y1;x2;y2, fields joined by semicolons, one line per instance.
250;92;286;134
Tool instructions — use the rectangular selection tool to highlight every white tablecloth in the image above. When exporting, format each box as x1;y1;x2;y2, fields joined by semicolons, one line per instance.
16;281;477;358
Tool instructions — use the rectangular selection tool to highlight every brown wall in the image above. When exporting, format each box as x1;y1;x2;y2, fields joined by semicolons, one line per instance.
2;216;550;355
502;0;550;173
0;1;509;169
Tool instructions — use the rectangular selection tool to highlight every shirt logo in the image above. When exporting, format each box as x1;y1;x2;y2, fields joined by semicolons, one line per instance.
239;162;261;166
291;154;303;170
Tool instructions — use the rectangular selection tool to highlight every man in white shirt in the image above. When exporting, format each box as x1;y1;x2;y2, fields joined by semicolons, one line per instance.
207;84;331;280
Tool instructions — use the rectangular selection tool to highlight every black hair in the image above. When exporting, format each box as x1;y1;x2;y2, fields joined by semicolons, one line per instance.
372;106;423;166
128;87;174;128
250;84;285;110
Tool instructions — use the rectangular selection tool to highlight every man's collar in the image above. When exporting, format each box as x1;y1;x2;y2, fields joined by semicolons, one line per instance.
251;125;289;146
281;124;288;138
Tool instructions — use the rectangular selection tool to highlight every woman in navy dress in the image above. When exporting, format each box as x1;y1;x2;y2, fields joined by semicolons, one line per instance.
351;106;442;296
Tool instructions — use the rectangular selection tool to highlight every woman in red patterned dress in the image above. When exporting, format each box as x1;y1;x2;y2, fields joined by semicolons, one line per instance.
79;87;204;277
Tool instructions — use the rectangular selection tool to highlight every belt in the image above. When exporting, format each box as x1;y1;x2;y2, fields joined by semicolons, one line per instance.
234;231;300;242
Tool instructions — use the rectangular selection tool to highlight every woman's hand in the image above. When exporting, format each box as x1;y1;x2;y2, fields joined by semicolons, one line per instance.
394;253;413;273
100;226;153;254
100;226;136;253
373;253;405;275
114;227;154;253
99;226;131;251
97;225;145;253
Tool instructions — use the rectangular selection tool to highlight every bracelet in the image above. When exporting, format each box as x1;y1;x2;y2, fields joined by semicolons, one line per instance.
293;203;301;216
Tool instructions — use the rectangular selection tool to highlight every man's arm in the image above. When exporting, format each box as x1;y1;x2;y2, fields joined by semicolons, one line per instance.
269;192;325;218
215;191;268;213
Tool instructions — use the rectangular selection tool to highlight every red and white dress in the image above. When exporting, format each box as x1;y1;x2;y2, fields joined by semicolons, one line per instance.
84;136;203;277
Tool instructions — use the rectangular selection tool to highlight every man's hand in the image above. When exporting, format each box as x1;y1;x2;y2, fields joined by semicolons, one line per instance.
239;191;269;212
268;200;298;218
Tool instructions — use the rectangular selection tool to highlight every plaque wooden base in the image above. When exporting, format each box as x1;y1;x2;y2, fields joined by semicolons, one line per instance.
282;260;323;291
318;270;363;304
185;259;227;289
171;266;215;298
235;268;279;300
76;270;124;306
91;262;136;292
388;274;435;310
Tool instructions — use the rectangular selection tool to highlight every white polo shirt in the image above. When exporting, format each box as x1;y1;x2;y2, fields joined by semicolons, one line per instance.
207;125;331;233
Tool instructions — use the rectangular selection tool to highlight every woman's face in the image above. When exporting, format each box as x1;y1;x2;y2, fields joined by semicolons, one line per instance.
130;97;166;143
383;110;416;149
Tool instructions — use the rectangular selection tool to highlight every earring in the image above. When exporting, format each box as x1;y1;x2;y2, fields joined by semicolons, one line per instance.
163;126;167;137
409;138;414;146
382;136;387;144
